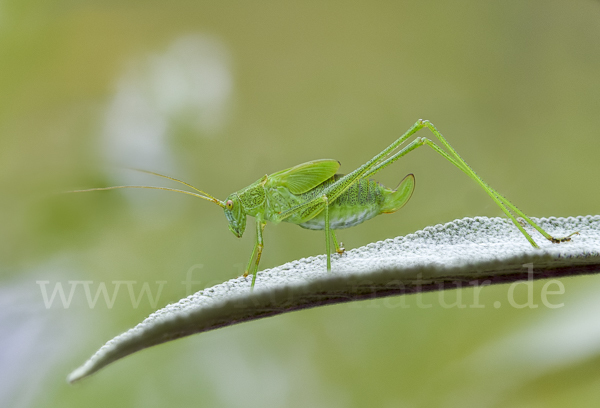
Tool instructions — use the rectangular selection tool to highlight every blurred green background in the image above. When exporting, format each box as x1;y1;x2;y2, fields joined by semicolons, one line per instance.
2;0;600;407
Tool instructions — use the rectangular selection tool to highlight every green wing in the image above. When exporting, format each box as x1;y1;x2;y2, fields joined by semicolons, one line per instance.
269;159;340;194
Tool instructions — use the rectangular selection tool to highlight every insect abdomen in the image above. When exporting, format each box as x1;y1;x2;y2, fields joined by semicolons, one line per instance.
298;176;386;230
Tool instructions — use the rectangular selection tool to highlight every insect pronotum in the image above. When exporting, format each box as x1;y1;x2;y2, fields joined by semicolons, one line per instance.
72;119;577;288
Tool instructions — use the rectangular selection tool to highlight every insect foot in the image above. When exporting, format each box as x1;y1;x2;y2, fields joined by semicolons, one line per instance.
549;231;579;244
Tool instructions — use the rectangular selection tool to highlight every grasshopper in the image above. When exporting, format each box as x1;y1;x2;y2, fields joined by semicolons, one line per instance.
73;119;577;288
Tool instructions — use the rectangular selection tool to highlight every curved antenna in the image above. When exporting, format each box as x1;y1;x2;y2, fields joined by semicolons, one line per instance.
69;185;225;208
129;169;223;205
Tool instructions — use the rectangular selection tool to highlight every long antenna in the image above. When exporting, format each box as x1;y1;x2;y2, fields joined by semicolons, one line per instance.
129;169;223;205
68;170;225;208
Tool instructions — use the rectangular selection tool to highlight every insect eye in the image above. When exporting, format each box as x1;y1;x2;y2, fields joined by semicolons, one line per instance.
226;200;233;210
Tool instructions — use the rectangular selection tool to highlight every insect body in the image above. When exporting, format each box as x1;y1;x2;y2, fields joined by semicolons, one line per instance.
227;165;414;232
73;119;576;288
222;164;415;284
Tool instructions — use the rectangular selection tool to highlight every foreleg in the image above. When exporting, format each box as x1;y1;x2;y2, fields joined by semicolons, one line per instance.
244;216;267;288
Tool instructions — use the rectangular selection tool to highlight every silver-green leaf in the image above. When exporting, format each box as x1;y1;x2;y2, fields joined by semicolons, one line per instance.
68;215;600;383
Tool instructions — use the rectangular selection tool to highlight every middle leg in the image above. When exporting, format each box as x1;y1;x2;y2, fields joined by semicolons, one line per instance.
323;195;331;271
331;230;345;255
